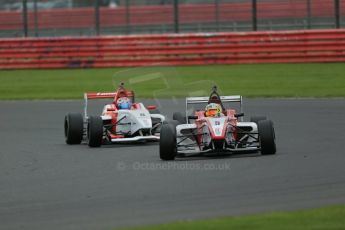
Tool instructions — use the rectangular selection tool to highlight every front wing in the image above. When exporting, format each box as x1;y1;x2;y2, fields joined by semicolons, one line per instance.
110;135;160;143
176;122;260;155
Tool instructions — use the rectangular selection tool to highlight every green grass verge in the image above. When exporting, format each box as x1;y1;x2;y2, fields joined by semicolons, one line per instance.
119;205;345;230
0;63;344;99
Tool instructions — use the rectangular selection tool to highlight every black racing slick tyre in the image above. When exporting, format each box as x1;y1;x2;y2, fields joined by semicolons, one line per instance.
163;119;180;126
250;115;267;124
88;116;103;148
149;109;161;114
159;122;177;160
173;112;186;124
258;119;276;155
65;113;84;145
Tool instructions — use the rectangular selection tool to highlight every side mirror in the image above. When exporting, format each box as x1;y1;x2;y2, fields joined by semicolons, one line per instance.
234;113;244;118
107;108;116;111
188;115;198;120
147;105;157;110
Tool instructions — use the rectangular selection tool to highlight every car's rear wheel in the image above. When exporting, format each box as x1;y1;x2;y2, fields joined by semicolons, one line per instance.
64;113;83;145
250;115;267;124
149;109;161;114
173;112;186;124
160;122;177;160
88;116;103;147
258;120;276;155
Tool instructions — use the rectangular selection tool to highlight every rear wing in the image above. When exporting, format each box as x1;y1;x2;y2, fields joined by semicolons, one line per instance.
186;96;242;104
84;92;116;119
85;92;117;100
185;95;243;122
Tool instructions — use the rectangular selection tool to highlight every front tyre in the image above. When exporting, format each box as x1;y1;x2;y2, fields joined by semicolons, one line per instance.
159;123;177;160
250;115;267;124
88;116;103;147
258;120;276;155
64;113;83;145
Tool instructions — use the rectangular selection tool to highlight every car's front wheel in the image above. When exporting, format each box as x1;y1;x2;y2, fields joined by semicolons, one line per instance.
160;122;177;160
258;119;276;155
64;113;83;145
250;115;267;124
88;116;103;147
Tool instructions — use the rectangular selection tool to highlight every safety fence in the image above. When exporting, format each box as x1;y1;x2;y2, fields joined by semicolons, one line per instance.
0;29;345;69
0;0;344;38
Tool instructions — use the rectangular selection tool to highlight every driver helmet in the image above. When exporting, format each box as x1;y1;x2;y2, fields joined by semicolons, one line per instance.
205;103;222;117
117;97;132;110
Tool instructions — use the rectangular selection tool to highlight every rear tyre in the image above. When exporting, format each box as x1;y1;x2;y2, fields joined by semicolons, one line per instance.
258;120;276;155
149;109;161;114
250;115;267;124
163;119;180;126
64;113;83;145
173;112;186;124
160;122;177;160
88;116;103;147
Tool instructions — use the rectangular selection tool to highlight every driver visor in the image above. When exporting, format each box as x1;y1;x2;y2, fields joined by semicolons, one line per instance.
206;109;218;117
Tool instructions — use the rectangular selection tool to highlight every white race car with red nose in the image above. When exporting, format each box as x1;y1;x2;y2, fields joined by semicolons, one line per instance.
159;86;276;160
64;83;165;147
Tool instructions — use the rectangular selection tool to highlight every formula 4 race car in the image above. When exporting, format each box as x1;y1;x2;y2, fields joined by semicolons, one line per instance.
159;86;276;160
64;83;165;147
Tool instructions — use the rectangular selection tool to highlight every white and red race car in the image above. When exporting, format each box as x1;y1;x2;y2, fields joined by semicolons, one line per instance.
159;86;276;160
64;83;165;147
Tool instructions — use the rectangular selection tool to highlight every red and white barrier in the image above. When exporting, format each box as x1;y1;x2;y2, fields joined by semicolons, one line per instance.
0;29;345;69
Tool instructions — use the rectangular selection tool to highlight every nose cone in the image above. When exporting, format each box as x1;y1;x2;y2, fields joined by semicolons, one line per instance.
138;117;152;128
207;117;227;140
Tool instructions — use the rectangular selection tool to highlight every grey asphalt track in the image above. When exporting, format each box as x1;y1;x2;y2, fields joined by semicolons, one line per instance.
0;99;345;230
